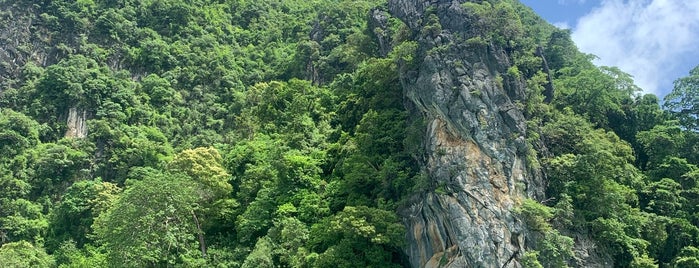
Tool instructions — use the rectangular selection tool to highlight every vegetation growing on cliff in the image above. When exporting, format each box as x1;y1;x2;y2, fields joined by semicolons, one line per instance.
0;0;697;267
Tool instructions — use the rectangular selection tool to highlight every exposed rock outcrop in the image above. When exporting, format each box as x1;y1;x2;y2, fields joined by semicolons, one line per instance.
1;5;38;88
0;2;57;90
389;0;545;267
65;107;87;138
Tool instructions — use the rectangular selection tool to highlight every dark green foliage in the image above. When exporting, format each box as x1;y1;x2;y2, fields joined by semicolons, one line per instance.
309;206;405;268
90;123;173;183
673;246;699;267
47;179;120;251
665;65;699;131
0;109;40;158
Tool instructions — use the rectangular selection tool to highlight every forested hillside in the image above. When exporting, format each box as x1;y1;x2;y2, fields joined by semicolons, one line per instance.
0;0;697;267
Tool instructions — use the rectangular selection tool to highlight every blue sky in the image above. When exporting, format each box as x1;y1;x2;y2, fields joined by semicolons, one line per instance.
520;0;699;98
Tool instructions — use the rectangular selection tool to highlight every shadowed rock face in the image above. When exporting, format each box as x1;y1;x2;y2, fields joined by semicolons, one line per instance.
389;0;545;267
0;3;51;90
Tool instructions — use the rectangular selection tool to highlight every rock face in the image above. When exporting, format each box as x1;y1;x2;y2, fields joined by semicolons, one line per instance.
0;2;55;90
389;0;545;267
65;107;87;138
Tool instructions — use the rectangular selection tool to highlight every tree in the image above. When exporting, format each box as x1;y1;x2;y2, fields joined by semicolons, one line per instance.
47;179;120;251
168;147;231;200
309;206;405;267
640;178;684;217
241;237;274;268
0;109;40;159
27;139;92;200
665;65;699;131
93;171;204;266
90;123;173;183
0;197;47;245
267;216;311;267
555;65;640;128
672;246;699;268
53;240;107;267
0;240;54;268
34;55;138;138
637;123;685;169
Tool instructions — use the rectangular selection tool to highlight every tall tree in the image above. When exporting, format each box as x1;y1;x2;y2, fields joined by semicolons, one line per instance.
665;65;699;131
93;171;204;267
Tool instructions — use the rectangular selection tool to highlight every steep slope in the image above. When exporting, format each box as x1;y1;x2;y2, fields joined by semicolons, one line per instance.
3;0;697;267
389;0;544;267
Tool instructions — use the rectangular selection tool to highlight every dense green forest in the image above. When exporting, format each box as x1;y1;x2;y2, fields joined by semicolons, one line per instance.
0;0;698;267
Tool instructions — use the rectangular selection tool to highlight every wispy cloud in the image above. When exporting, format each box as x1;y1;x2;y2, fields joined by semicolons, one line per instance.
553;22;571;29
571;0;699;96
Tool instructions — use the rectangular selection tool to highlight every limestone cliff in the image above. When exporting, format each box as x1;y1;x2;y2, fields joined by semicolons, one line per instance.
65;107;87;138
389;0;545;267
1;1;88;137
0;2;56;89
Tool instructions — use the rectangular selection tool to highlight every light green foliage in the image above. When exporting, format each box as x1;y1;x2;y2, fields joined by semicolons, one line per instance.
224;135;280;205
390;41;418;68
611;94;667;145
241;237;275;268
521;251;544;268
27;139;92;199
461;0;524;47
54;241;107;268
514;199;574;267
552;194;574;229
630;255;659;268
141;74;182;108
236;188;276;245
591;217;649;265
169;147;232;200
90;123;173;183
641;178;684;216
637;124;686;168
420;13;442;38
34;55;138;133
0;198;47;245
0;241;54;268
538;230;574;268
238;79;333;148
515;199;554;232
662;218;699;264
672;246;699;267
544;111;643;206
539;109;665;266
268;217;311;267
542;29;578;71
93;172;203;266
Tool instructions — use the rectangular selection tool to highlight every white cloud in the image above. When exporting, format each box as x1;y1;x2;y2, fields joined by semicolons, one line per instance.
571;0;699;96
553;21;571;29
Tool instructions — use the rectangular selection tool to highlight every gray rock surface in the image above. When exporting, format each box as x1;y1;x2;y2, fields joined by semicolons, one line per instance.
389;0;545;267
0;3;51;89
65;107;87;138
